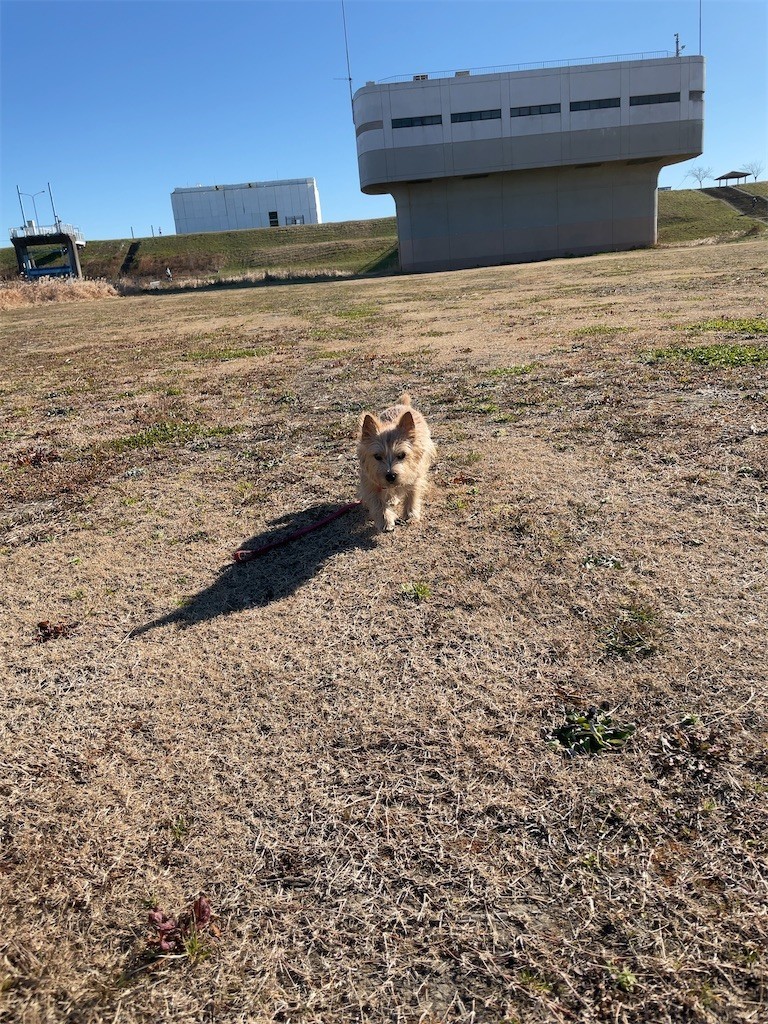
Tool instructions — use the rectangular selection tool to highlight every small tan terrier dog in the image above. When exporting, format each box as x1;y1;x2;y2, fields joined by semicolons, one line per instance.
357;394;436;532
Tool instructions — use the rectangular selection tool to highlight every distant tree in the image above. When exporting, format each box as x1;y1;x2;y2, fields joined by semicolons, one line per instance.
743;160;765;182
686;165;713;188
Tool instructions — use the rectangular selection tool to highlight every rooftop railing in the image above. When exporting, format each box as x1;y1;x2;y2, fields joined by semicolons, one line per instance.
377;50;674;84
10;223;85;244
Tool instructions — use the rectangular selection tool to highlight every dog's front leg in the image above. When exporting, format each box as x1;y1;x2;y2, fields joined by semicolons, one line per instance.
403;482;425;523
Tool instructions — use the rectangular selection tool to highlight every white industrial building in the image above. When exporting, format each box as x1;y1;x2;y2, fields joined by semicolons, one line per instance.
353;54;705;271
170;178;321;235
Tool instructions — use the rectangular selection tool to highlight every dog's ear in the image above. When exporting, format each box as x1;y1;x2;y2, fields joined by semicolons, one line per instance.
360;413;379;439
397;410;416;437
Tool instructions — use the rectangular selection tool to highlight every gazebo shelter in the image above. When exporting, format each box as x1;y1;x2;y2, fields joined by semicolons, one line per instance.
715;170;749;186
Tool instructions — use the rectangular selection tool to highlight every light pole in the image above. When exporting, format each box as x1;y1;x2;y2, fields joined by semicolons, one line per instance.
19;189;45;231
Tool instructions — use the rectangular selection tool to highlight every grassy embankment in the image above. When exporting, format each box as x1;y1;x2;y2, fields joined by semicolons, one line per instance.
1;186;765;282
0;217;399;281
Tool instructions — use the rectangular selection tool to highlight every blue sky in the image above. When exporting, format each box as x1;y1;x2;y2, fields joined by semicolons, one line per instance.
1;0;766;241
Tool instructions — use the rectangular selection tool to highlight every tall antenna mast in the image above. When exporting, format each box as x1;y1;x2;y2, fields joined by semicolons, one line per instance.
341;0;353;111
47;182;61;230
699;0;702;54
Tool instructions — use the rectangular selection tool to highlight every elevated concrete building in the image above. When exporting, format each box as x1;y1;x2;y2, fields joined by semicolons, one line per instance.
171;178;321;235
353;54;705;271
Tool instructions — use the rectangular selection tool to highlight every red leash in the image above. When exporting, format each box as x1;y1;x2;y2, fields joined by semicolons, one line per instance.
233;500;362;563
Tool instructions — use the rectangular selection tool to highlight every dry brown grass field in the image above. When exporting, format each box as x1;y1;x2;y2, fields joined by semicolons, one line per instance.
1;237;767;1024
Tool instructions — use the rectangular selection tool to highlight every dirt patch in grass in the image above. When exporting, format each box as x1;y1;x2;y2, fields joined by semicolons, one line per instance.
1;237;767;1023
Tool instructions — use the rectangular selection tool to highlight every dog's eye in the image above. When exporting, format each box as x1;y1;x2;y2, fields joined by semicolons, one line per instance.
374;454;383;461
396;452;407;460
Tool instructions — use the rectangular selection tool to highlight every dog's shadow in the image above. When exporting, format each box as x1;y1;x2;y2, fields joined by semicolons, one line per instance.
131;502;374;636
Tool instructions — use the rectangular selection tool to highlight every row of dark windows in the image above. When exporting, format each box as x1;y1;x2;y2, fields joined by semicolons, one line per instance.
393;110;501;128
511;103;561;117
391;114;442;129
391;92;682;129
571;92;681;110
629;91;681;106
451;108;501;123
569;97;621;111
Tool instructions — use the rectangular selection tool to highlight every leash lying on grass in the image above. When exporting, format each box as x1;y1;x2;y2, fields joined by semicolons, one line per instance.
233;500;362;563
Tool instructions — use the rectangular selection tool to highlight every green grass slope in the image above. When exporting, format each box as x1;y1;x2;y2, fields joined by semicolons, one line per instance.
0;217;398;281
1;186;764;280
656;186;765;243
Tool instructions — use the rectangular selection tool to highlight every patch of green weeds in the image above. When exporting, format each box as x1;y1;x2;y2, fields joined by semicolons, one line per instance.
680;316;768;336
186;346;271;361
547;705;636;756
312;349;347;360
486;363;537;377
401;581;432;603
648;343;768;368
183;929;213;963
601;602;660;660
235;482;269;507
448;495;469;512
107;422;236;453
739;947;761;967
610;965;638;993
518;969;552;993
582;852;601;871
697;982;721;1009
109;422;197;451
169;815;191;842
452;450;483;466
333;304;380;320
573;324;631;337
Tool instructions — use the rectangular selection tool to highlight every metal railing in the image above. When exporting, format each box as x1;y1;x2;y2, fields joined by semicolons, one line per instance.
378;51;674;84
10;223;85;243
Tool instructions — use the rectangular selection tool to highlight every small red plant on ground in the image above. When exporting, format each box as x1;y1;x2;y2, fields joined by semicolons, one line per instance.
147;894;218;958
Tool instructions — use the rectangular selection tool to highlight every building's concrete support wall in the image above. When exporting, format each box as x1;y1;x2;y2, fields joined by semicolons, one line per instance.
392;162;663;272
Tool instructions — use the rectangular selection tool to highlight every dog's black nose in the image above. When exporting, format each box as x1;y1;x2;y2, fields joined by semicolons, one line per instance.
385;471;397;483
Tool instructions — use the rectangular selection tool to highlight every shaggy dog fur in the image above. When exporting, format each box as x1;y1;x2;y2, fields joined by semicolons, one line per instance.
357;394;436;532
